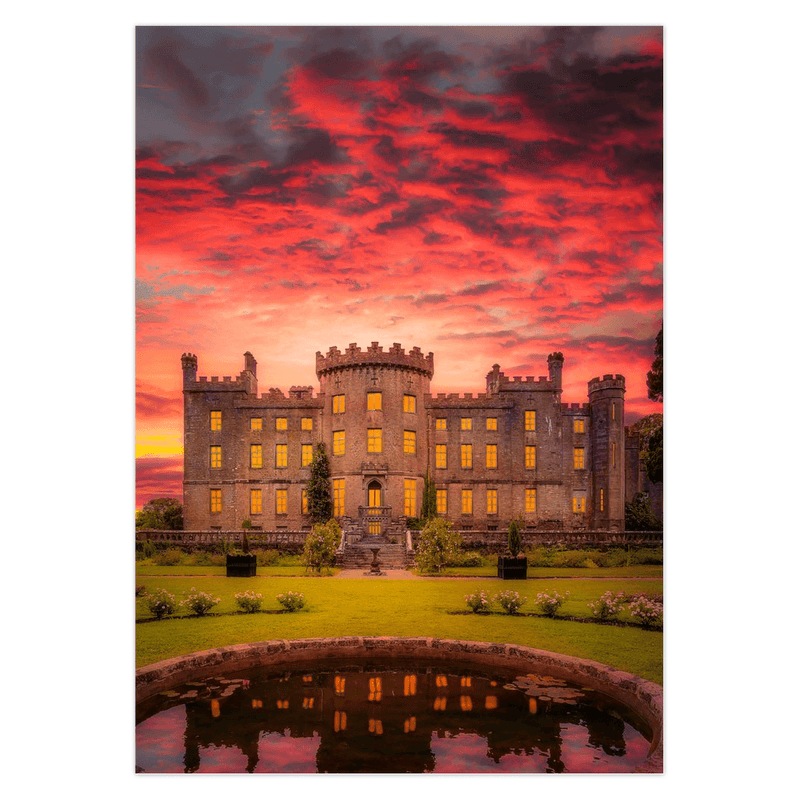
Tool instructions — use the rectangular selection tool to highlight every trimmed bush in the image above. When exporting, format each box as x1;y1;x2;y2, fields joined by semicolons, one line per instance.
145;588;178;619
464;590;492;613
588;590;626;620
153;548;183;566
182;589;221;616
234;590;263;613
495;590;527;615
534;590;569;617
276;591;306;612
628;595;663;628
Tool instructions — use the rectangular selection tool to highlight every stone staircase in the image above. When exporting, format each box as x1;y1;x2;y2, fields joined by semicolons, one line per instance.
339;536;412;570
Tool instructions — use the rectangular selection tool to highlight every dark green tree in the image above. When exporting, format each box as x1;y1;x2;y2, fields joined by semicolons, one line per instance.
507;518;522;557
420;471;438;521
306;443;333;523
644;425;663;484
644;326;663;483
136;497;183;530
646;326;663;402
625;492;662;531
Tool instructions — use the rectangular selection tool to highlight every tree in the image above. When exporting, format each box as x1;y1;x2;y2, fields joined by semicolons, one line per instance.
301;519;341;573
625;492;662;531
644;425;663;484
420;471;438;521
415;517;463;574
136;498;183;530
507;518;522;558
306;443;333;523
646;326;663;403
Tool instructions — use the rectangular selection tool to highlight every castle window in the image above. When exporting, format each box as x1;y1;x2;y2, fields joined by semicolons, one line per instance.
333;479;345;516
525;488;536;512
276;489;287;514
436;418;447;431
574;447;585;469
572;494;586;513
487;489;497;515
404;479;416;516
210;489;222;513
250;444;263;469
525;411;536;431
403;394;416;413
367;428;383;453
525;445;536;469
600;489;604;512
461;417;472;431
461;444;472;469
486;444;497;469
210;410;221;431
574;418;585;434
612;403;616;421
275;444;287;468
333;431;345;456
436;489;447;515
367;392;382;411
251;418;262;431
404;430;416;454
404;675;417;696
301;444;313;467
276;417;288;431
301;417;313;431
461;489;473;515
435;444;447;469
612;442;617;467
333;395;345;414
486;418;497;431
250;489;262;515
210;445;222;469
302;489;308;515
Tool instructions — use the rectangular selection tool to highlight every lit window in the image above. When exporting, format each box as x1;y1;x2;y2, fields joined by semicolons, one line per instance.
251;418;262;431
250;444;263;469
404;430;416;454
276;489;287;514
334;676;346;695
461;418;472;431
210;445;222;469
301;444;313;467
435;444;447;469
525;411;536;431
487;489;497;515
525;445;536;469
333;431;345;456
367;428;382;453
436;489;447;515
276;444;287;468
486;444;497;469
210;410;221;430
403;716;417;733
276;417;287;431
525;488;536;512
302;489;308;515
334;710;346;731
301;417;313;431
403;395;416;413
461;444;472;469
612;442;617;467
600;489;604;512
404;479;416;516
436;418;447;431
210;489;222;513
462;489;473;514
612;402;616;421
573;495;586;513
574;418;585;433
333;395;345;414
367;392;382;411
574;448;585;469
486;418;497;431
333;479;345;516
250;489;262;515
404;675;417;696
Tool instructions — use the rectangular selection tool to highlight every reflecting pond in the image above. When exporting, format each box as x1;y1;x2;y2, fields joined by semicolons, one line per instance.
136;660;652;773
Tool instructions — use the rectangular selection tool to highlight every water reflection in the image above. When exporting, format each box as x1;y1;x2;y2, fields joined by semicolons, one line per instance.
136;662;651;773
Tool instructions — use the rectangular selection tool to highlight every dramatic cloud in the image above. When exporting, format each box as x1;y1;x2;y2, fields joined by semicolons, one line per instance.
136;26;663;506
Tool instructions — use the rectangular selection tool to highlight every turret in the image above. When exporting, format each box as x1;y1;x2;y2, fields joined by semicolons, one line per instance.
181;353;197;387
240;351;258;395
547;352;564;390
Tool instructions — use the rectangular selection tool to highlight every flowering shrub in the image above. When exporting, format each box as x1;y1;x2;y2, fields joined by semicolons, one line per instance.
495;590;528;615
534;590;569;617
276;590;306;612
588;590;626;620
464;590;492;613
234;590;264;613
145;588;178;620
627;595;663;628
182;588;221;616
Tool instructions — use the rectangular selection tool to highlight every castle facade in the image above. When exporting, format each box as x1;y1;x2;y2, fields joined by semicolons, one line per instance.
181;343;627;533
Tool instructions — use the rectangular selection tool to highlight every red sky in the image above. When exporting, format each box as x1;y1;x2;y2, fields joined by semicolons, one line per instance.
136;26;663;508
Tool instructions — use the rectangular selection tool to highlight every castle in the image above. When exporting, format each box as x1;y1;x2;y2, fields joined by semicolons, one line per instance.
181;343;632;534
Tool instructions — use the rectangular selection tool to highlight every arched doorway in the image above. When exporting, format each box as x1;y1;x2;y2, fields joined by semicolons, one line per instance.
367;480;383;536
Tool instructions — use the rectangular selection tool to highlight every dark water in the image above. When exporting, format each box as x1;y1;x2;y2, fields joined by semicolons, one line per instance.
136;660;652;773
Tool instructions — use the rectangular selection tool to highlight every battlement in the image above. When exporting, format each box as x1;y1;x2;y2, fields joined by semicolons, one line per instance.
289;386;314;399
561;403;591;414
588;374;626;394
316;342;434;378
188;374;251;392
426;392;512;408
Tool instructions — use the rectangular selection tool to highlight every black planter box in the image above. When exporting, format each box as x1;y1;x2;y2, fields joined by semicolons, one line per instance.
497;556;528;580
226;554;257;577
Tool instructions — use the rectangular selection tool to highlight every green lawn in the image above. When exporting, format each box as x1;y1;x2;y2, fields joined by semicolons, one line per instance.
434;565;662;579
135;565;338;577
136;576;662;684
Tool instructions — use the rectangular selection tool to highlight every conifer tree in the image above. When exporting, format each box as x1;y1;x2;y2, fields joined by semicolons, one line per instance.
306;443;333;523
421;471;438;521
